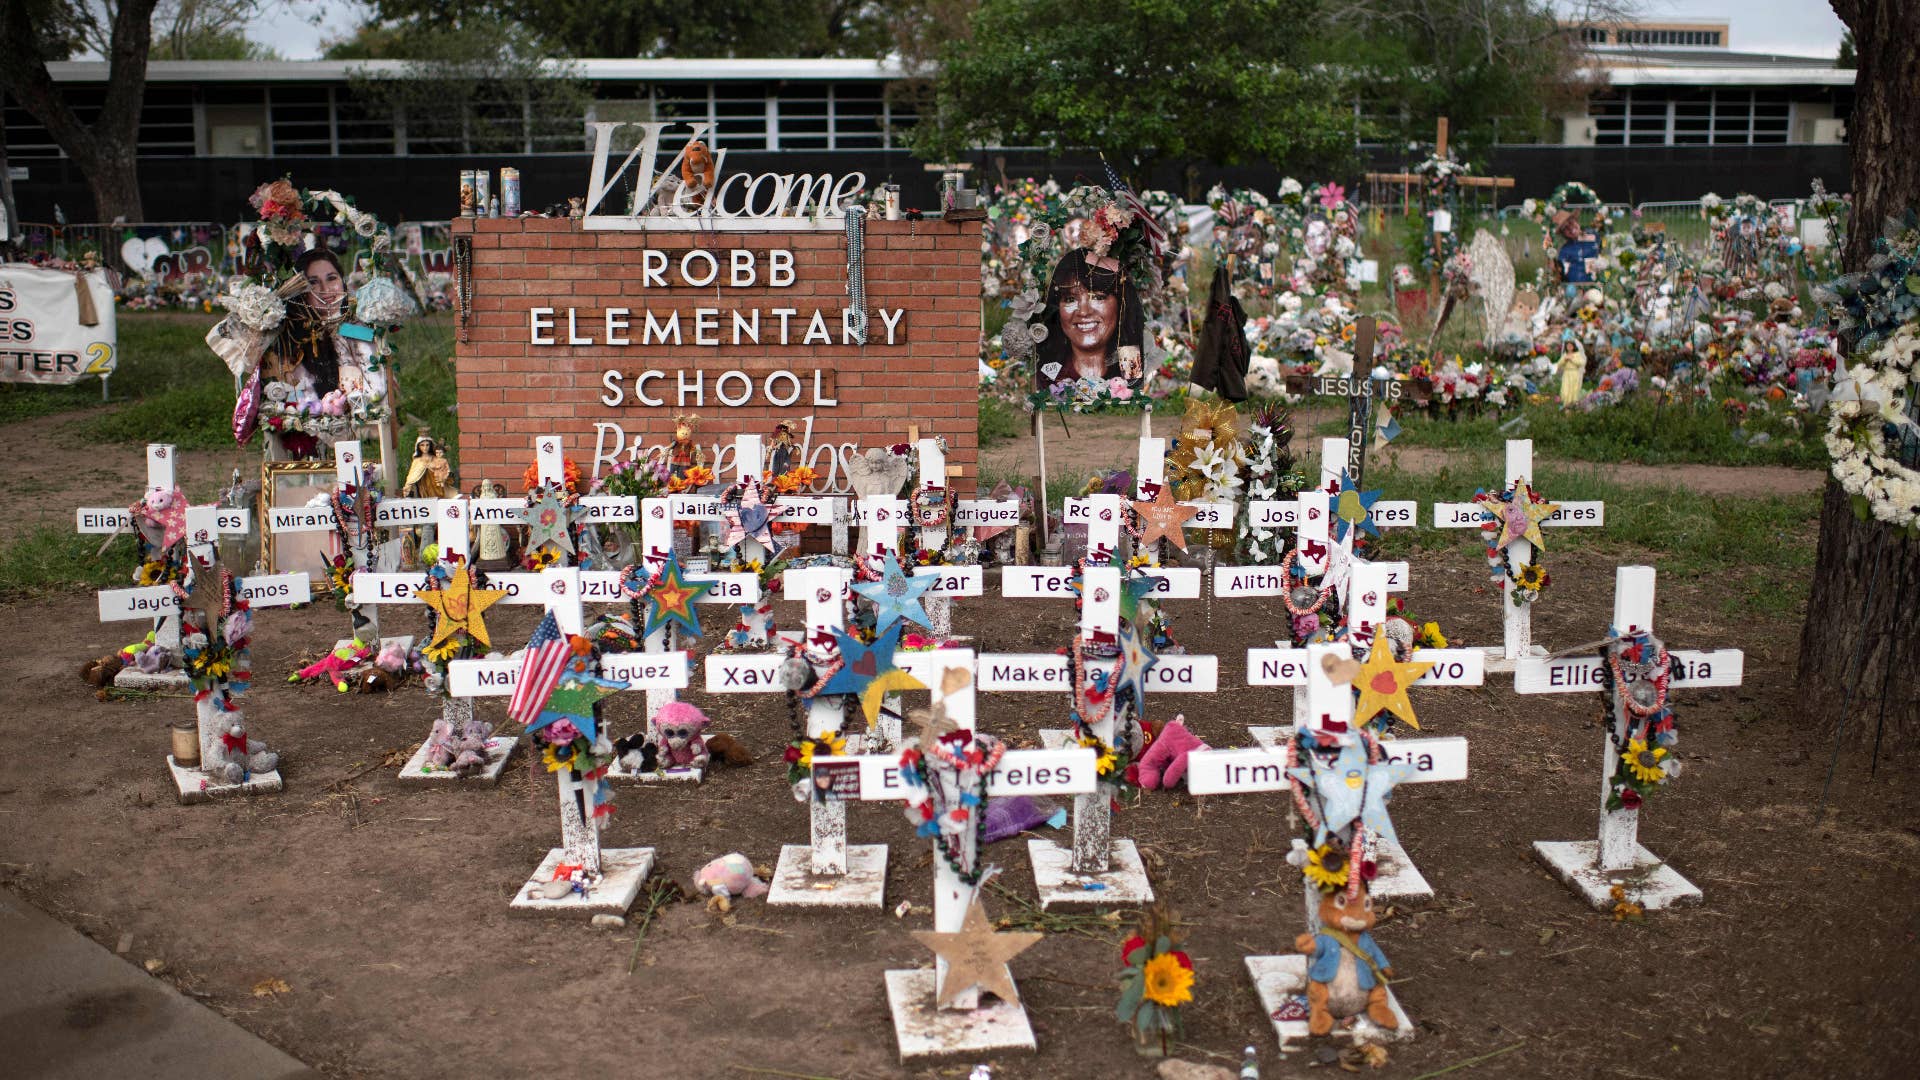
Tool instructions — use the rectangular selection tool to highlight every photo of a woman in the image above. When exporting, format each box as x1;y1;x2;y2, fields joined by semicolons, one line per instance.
1033;246;1145;391
264;246;382;400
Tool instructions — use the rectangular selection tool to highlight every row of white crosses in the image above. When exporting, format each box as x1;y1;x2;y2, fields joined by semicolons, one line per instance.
812;648;1101;1060
77;444;250;691
1432;438;1606;668
89;450;312;803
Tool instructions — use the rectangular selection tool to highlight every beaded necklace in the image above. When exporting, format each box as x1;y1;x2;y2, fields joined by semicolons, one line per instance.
1284;728;1385;902
1279;548;1334;617
898;734;1006;886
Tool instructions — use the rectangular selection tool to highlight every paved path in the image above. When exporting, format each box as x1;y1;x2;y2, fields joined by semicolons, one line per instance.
0;889;317;1080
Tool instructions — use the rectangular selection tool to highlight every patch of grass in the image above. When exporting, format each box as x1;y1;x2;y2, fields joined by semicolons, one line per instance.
0;527;137;601
0;315;219;423
73;377;236;449
1333;396;1824;469
979;394;1025;448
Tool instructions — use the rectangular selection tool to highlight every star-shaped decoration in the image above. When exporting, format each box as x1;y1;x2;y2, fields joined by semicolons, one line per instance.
1117;571;1158;626
531;658;623;742
852;553;936;632
526;493;575;556
911;894;1043;1009
1287;739;1371;844
642;553;712;638
1475;480;1559;550
1359;758;1416;844
721;482;788;558
419;565;508;649
179;554;227;630
1132;485;1199;551
1111;620;1159;707
818;623;926;728
1352;643;1436;730
1331;470;1384;542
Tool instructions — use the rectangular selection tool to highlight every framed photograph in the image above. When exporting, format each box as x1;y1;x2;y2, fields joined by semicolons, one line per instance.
260;461;341;579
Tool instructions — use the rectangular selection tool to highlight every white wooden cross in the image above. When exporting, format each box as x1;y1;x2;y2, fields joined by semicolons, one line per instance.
447;565;684;916
811;648;1098;1060
76;443;249;690
1133;435;1238;555
1431;439;1606;669
1187;636;1467;1051
95;504;310;803
1313;436;1419;555
265;439;425;657
466;436;642;570
1526;565;1744;911
1235;562;1482;899
905;429;967;638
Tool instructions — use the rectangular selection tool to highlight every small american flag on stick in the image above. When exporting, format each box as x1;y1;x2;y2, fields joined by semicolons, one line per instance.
508;611;570;726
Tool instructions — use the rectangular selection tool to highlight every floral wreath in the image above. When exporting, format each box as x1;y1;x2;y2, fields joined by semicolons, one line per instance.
176;564;253;694
1818;214;1920;533
1525;181;1606;262
1599;630;1676;810
784;730;847;788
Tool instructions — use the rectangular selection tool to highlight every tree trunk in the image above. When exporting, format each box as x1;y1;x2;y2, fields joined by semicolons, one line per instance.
79;138;145;223
1796;1;1920;758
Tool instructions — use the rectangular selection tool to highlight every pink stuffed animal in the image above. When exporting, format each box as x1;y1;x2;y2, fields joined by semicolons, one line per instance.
651;700;713;769
1135;714;1209;790
292;640;369;692
694;852;768;911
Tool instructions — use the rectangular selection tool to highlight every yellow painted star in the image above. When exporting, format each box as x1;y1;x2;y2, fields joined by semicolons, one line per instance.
911;895;1044;1009
1476;479;1560;550
419;566;508;649
1352;642;1437;729
859;668;926;730
1132;486;1199;551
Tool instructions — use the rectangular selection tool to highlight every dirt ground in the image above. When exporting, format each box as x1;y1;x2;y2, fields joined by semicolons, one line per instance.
5;519;1919;1079
984;411;1826;499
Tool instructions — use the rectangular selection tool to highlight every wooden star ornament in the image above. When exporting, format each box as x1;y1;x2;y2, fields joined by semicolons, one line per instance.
420;565;508;649
1132;486;1199;551
1352;643;1436;729
1476;480;1559;550
911;895;1043;1009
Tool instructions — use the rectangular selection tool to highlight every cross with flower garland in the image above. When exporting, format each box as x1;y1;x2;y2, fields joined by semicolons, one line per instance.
1522;565;1744;913
77;443;251;691
1431;439;1607;668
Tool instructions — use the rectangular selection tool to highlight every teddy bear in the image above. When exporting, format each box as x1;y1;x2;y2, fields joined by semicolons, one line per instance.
650;700;712;770
613;732;659;775
1134;714;1208;790
1294;887;1397;1037
203;714;279;784
356;640;412;693
693;852;767;912
425;716;495;773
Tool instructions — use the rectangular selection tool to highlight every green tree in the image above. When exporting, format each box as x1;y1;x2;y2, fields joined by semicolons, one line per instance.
913;0;1354;181
359;0;891;59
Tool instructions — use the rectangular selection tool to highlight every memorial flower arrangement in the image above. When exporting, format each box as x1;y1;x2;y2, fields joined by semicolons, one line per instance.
1598;630;1678;811
1816;212;1920;532
1117;905;1194;1056
783;731;846;787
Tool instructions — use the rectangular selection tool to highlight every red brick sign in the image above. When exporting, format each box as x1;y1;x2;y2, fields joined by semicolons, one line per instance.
452;217;979;489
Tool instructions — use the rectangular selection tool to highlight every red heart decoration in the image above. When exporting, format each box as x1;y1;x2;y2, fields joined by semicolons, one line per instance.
853;653;878;677
1370;671;1399;694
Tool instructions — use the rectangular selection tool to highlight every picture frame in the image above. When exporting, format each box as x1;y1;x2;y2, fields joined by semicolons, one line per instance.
260;461;341;579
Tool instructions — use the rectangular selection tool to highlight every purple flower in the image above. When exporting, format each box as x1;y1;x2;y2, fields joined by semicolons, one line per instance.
544;720;581;745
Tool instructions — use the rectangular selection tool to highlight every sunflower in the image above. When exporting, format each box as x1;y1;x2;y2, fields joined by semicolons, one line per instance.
1303;844;1349;891
542;743;579;773
424;638;461;663
1078;734;1118;777
136;560;168;586
1622;738;1667;783
798;732;846;769
1141;952;1195;1007
1515;562;1548;591
528;547;560;570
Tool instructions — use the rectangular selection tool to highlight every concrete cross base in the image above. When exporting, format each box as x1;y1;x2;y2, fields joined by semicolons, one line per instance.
1532;839;1702;911
397;735;518;784
606;760;704;784
167;756;283;805
885;968;1036;1062
508;847;654;917
1246;954;1414;1050
116;668;190;692
1481;643;1548;676
1028;838;1154;909
766;843;889;909
1037;728;1072;750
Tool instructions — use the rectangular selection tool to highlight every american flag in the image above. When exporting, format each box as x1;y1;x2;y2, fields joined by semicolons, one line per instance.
1102;155;1167;258
508;611;571;727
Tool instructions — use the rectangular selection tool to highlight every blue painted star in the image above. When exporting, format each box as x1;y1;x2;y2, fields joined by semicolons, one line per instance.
1359;758;1416;844
1288;738;1369;845
852;553;936;633
1111;620;1159;708
529;656;623;743
818;623;926;727
1118;569;1159;625
1332;470;1384;542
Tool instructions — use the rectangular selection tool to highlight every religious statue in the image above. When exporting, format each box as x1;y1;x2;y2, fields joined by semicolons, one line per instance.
767;419;799;478
662;413;707;483
1556;335;1588;407
475;479;512;568
402;436;452;499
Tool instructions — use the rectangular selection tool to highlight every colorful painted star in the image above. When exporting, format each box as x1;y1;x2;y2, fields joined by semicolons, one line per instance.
1288;738;1370;844
1331;470;1384;541
818;623;926;728
526;493;575;556
419;565;508;649
852;553;936;632
1112;620;1159;707
1351;643;1437;730
1117;570;1159;625
531;657;623;742
641;553;712;638
1133;485;1199;551
1476;480;1560;550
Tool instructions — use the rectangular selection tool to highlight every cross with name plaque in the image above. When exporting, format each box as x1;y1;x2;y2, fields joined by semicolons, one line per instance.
1527;565;1744;911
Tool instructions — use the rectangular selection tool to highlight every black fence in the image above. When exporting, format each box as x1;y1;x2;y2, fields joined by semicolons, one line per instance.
7;144;1851;224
